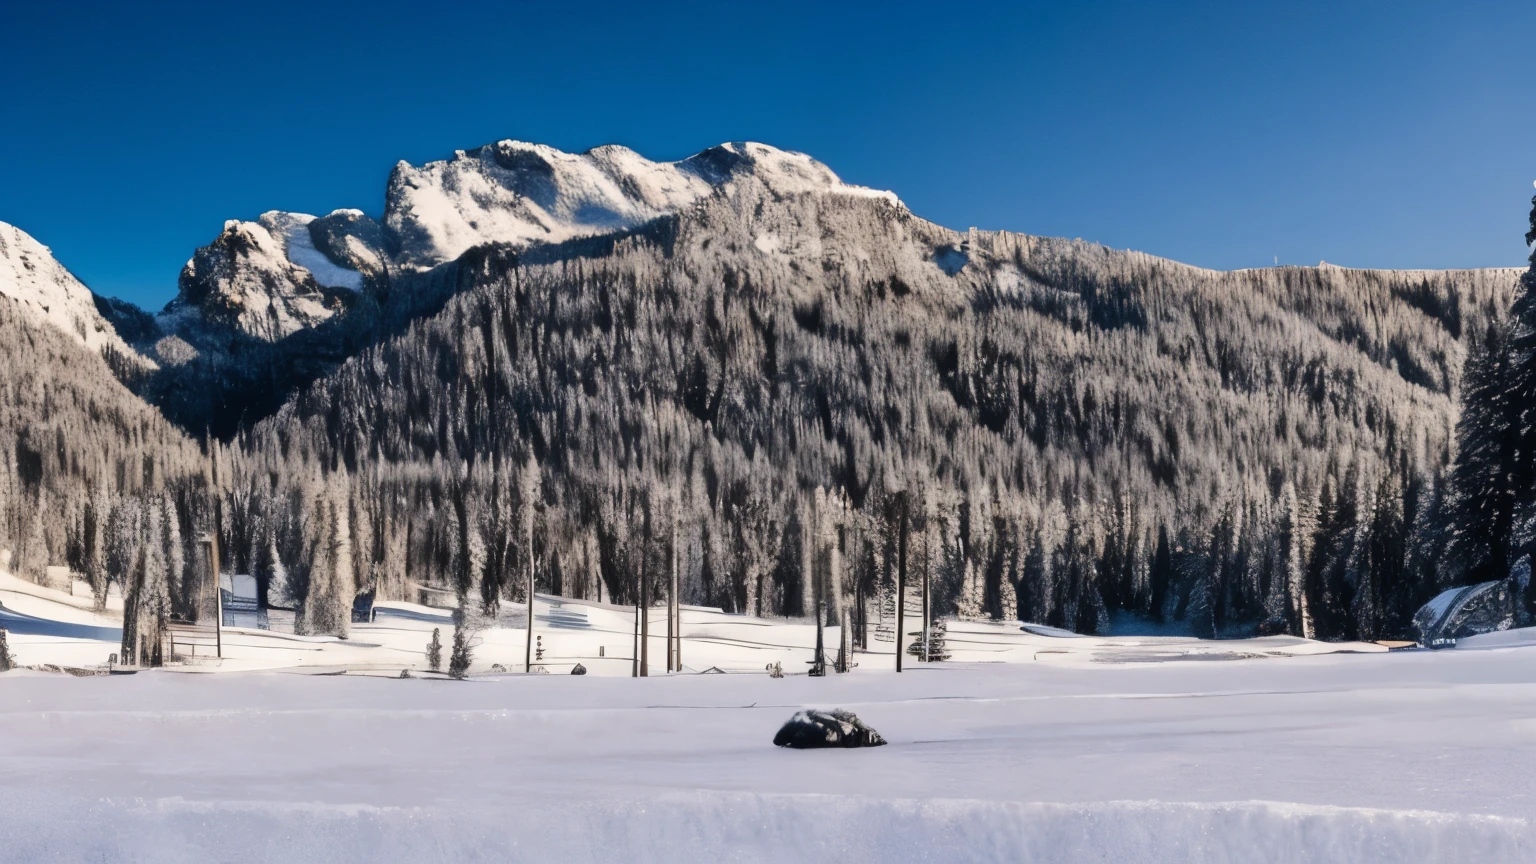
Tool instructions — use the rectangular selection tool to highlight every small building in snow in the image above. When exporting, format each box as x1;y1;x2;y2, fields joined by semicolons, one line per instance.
220;573;267;629
1413;579;1521;647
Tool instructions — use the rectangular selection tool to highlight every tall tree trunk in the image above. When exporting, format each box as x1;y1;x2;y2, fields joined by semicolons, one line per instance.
896;494;908;673
524;512;534;671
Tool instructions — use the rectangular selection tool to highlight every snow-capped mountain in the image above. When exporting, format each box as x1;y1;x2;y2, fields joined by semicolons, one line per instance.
164;210;383;345
383;141;900;270
0;220;152;368
157;140;895;345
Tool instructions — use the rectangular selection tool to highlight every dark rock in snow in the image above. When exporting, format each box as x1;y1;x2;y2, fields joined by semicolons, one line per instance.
571;663;587;675
773;709;886;749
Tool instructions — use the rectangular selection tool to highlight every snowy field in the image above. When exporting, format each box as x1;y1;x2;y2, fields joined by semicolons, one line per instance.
4;573;1536;862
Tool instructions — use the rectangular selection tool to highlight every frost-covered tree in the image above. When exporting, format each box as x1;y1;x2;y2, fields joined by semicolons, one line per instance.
448;603;484;680
1447;318;1517;583
1505;193;1536;599
426;627;443;672
1149;526;1173;624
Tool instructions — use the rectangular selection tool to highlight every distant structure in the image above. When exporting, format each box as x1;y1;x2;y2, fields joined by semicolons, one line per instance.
1412;576;1522;648
220;573;268;629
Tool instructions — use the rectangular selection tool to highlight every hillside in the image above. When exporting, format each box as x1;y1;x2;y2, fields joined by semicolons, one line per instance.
0;295;203;607
0;221;153;373
229;174;1520;640
0;140;1524;644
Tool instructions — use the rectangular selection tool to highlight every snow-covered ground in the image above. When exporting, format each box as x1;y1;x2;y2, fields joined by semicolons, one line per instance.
3;571;1535;862
0;570;1389;675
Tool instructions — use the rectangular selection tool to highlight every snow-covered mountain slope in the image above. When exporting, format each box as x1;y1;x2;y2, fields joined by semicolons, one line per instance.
164;211;379;344
383;140;901;270
155;141;896;345
0;221;152;367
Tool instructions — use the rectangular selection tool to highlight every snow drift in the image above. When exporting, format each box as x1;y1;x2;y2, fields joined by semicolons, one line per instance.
1;792;1528;864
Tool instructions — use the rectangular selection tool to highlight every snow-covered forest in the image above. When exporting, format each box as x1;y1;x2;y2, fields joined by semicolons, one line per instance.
1;170;1531;663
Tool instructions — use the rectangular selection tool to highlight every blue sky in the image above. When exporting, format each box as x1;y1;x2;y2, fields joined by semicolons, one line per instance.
2;0;1532;310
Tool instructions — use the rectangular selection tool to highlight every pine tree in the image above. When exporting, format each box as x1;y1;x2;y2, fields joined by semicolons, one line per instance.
957;560;985;620
1505;192;1536;614
83;490;107;607
448;606;479;680
20;501;48;581
1149;525;1173;623
1448;317;1517;584
1270;481;1311;637
0;628;12;671
426;627;442;672
448;623;473;679
1356;471;1403;641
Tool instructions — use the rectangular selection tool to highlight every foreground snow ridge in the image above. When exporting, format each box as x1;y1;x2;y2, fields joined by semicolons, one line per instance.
3;793;1529;864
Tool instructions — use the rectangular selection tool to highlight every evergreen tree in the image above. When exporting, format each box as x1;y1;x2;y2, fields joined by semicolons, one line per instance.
1447;317;1517;584
448;623;473;679
1506;192;1536;614
1149;526;1173;623
0;628;12;671
1357;472;1404;641
448;604;482;680
426;627;443;672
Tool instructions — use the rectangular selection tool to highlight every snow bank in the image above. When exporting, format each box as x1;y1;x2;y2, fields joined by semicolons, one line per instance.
2;792;1527;864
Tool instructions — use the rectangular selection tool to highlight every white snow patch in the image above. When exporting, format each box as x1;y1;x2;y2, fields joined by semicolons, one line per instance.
387;140;903;270
259;212;364;291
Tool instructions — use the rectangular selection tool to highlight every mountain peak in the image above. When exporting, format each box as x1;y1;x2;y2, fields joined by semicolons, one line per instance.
383;139;899;270
0;220;151;368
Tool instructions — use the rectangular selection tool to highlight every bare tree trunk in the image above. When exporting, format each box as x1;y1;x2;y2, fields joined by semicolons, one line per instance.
524;512;534;672
921;524;931;662
668;522;677;672
896;494;908;673
675;538;684;672
640;545;649;677
833;521;848;673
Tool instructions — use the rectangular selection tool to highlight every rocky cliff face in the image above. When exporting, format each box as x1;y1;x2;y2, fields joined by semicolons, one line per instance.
163;211;380;347
381;140;898;271
151;141;887;352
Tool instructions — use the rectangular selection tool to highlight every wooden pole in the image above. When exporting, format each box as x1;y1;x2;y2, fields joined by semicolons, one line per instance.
811;498;826;676
922;522;931;663
675;524;684;672
895;494;907;673
639;559;649;677
833;521;848;673
524;510;534;672
669;520;679;672
666;530;674;673
858;520;867;651
207;434;223;660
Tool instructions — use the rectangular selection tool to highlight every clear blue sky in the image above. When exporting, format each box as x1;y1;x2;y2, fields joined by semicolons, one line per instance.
2;0;1532;310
